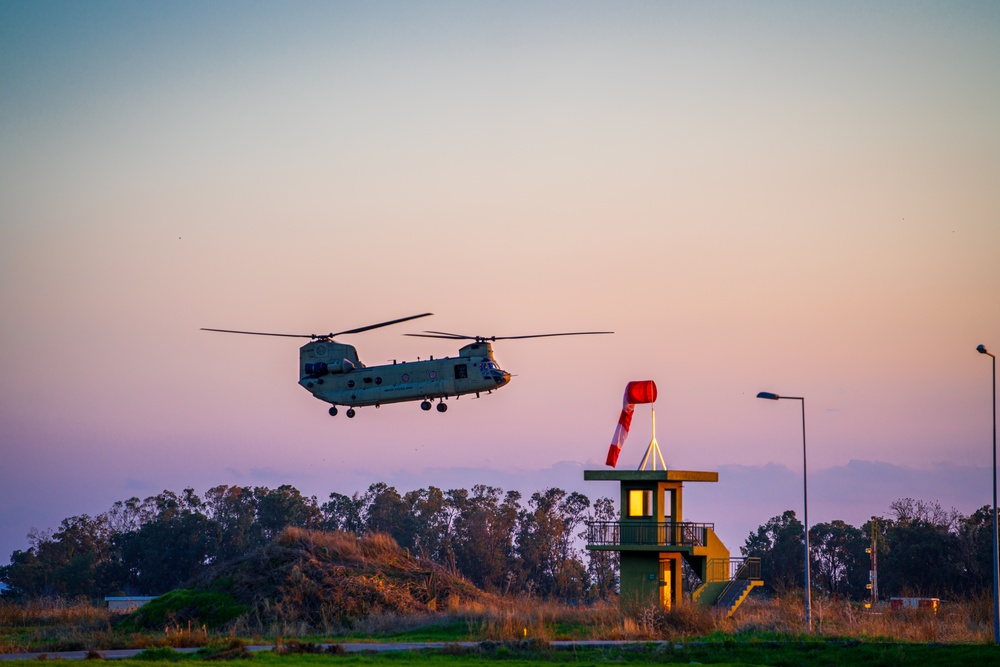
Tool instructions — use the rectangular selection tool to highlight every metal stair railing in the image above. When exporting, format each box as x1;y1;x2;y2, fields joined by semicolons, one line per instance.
713;557;762;612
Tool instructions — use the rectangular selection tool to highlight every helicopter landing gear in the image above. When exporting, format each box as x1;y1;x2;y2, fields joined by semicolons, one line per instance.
346;408;356;418
436;402;448;413
421;400;432;411
329;406;338;417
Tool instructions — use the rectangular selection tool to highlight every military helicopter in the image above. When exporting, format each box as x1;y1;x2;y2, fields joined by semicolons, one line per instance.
202;314;612;418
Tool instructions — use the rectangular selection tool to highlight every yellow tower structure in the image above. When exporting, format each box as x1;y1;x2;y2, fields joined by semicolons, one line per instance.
586;397;762;613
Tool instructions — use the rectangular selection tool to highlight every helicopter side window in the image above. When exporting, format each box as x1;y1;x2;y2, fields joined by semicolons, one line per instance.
454;364;468;379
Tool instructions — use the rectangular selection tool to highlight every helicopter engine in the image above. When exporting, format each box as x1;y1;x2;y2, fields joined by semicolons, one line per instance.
303;359;356;377
299;340;362;379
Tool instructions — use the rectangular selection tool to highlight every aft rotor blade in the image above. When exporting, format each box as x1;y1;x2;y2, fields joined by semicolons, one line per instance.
491;331;614;340
200;328;315;338
332;313;433;337
404;330;614;341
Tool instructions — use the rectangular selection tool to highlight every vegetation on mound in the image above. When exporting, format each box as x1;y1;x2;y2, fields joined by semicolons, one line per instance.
119;590;248;632
193;528;493;630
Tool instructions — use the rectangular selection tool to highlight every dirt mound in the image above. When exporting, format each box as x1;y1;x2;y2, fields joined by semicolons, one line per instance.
197;528;490;627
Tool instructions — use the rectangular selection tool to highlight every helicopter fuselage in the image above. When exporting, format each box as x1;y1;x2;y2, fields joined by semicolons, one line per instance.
298;339;511;411
202;314;609;418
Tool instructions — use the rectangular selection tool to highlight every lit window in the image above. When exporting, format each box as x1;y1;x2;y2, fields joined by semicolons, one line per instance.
628;489;653;517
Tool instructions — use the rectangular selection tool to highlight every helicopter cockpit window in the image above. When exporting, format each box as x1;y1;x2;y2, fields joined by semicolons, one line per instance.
454;364;468;379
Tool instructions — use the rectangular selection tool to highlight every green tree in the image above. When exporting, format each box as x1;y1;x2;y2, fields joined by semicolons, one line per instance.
879;519;962;598
0;515;111;599
117;508;220;594
515;488;590;600
204;485;262;562
362;482;407;540
450;485;521;593
255;485;321;541
105;497;148;534
584;496;619;600
956;505;994;595
321;492;365;533
401;486;449;561
742;510;805;594
809;520;867;598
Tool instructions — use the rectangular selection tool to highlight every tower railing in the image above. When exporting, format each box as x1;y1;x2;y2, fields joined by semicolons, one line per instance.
586;521;714;548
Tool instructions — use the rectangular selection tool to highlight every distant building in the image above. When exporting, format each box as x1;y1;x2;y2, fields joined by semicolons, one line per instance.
890;597;940;613
104;596;157;612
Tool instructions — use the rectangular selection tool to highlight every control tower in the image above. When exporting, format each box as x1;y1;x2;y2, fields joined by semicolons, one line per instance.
583;469;762;614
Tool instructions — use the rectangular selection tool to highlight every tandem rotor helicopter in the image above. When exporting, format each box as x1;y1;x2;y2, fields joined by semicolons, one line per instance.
202;313;612;418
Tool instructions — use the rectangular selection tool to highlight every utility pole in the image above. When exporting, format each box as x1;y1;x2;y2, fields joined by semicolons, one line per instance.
866;517;878;609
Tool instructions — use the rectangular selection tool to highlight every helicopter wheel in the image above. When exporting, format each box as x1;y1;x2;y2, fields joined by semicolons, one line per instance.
346;408;356;418
436;402;448;413
328;407;338;417
420;400;432;411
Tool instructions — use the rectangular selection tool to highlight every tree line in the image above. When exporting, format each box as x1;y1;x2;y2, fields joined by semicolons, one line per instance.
743;498;997;600
3;484;992;605
0;483;618;603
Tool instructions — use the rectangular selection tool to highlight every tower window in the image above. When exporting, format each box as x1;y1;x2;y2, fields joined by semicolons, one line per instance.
628;489;653;517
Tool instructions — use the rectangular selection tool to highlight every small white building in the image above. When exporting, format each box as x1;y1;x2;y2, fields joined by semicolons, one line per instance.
104;596;157;612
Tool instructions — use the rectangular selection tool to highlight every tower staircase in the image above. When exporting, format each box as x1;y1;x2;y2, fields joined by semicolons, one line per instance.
692;557;762;616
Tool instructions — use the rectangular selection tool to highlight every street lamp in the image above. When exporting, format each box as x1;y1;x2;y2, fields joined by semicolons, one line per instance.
977;344;998;644
757;391;811;632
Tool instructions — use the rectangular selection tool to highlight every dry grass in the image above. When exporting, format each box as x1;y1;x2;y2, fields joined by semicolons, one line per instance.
1;593;995;650
3;561;995;650
458;597;719;641
0;598;115;654
444;592;997;643
0;598;112;628
723;592;993;643
0;598;222;653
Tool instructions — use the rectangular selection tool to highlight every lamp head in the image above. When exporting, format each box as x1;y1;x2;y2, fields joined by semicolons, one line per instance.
757;391;780;400
977;344;990;355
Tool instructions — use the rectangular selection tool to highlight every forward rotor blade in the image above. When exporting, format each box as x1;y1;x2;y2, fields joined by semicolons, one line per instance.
200;328;314;338
331;313;434;337
202;313;433;340
404;330;473;340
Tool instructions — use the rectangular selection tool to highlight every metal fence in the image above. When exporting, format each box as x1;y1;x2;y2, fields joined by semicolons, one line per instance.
585;521;713;547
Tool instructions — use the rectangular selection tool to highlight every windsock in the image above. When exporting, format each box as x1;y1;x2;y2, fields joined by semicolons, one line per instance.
605;380;657;467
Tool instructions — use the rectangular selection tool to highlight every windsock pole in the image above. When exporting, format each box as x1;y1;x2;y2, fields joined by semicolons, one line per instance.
638;408;667;471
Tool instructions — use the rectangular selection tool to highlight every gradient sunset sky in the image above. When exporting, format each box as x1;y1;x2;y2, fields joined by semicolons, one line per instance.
2;1;998;559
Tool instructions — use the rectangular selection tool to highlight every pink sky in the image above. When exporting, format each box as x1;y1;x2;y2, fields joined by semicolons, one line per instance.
1;2;998;561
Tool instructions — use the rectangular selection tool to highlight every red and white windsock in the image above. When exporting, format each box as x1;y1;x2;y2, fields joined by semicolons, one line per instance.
605;380;657;467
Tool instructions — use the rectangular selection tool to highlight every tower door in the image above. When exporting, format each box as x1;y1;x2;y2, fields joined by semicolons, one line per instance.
659;559;672;610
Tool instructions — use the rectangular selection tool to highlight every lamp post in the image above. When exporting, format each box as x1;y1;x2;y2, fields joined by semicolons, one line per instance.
757;391;811;632
977;344;998;644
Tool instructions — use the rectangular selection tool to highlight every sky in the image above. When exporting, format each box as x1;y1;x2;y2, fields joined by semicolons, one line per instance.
1;1;999;563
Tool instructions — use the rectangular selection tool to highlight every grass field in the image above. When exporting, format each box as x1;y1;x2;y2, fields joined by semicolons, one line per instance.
4;640;1000;667
4;595;1000;665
